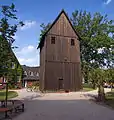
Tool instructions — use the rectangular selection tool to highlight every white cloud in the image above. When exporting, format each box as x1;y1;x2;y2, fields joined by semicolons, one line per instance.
19;20;36;30
14;45;39;66
18;57;38;66
104;0;112;5
16;45;35;55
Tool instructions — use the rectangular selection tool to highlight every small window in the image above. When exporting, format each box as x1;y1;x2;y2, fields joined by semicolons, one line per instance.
29;71;33;76
51;37;55;44
71;39;75;46
59;78;63;81
24;71;27;76
36;72;39;77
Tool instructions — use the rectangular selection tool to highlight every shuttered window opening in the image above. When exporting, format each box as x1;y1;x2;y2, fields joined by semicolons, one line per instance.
51;37;55;44
71;39;75;46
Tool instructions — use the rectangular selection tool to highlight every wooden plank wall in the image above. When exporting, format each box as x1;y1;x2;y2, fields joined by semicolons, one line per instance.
45;62;63;90
39;38;46;91
45;62;81;91
40;12;82;91
48;13;77;37
46;35;80;63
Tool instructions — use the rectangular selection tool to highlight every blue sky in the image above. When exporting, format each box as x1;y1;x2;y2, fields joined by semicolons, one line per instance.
0;0;114;66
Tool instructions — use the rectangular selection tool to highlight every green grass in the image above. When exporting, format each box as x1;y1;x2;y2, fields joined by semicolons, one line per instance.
105;90;114;108
0;90;18;100
83;83;96;92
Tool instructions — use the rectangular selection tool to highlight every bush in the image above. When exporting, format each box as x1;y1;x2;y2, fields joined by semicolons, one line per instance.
32;81;39;86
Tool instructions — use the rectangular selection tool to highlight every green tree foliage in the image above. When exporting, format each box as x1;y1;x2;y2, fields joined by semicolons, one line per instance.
95;69;106;101
104;68;114;91
71;10;114;81
39;23;51;41
71;10;114;101
88;68;114;101
88;69;98;89
0;36;12;76
0;3;23;85
88;68;106;101
0;3;24;44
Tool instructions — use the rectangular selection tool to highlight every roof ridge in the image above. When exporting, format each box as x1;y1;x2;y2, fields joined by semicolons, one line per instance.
38;9;81;49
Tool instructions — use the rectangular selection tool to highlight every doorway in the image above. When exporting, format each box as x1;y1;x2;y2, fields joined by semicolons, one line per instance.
58;79;64;90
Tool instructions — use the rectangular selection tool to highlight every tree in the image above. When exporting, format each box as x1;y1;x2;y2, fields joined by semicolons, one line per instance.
0;3;24;84
88;69;98;89
39;23;51;41
88;68;106;101
71;10;114;81
0;36;11;76
0;3;24;44
96;69;106;102
105;68;114;91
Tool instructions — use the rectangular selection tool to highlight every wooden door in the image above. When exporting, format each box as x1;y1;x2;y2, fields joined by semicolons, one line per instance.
58;79;64;90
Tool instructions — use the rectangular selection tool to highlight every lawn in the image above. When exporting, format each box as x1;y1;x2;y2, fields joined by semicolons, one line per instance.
0;90;18;100
83;83;96;92
105;90;114;108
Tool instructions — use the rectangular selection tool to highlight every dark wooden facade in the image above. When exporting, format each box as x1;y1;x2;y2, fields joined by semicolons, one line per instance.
38;10;82;91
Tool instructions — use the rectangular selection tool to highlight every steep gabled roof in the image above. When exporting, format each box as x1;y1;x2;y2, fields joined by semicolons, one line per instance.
22;65;40;80
38;9;81;49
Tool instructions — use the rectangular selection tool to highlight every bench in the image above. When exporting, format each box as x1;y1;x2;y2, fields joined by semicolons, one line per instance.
0;100;14;107
0;107;13;118
13;100;24;112
0;100;24;118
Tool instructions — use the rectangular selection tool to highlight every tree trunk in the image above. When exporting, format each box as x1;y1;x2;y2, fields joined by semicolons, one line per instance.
92;81;96;89
111;83;113;91
98;84;105;102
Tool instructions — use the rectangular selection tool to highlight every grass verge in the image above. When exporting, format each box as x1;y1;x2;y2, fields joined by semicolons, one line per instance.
0;90;18;100
83;83;96;92
105;90;114;108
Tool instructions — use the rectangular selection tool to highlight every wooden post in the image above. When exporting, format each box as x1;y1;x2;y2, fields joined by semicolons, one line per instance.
5;83;8;107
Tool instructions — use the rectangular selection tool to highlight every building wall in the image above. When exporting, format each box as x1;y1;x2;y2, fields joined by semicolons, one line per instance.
45;62;82;91
48;13;77;37
40;12;82;91
45;35;80;62
39;38;46;91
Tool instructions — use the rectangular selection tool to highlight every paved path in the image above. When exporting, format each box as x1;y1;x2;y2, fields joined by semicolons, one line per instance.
13;88;114;120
